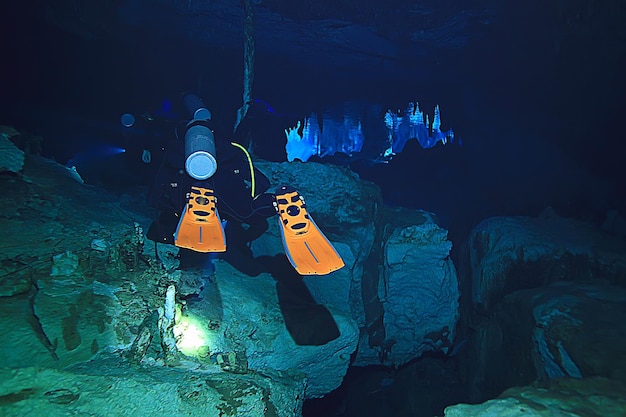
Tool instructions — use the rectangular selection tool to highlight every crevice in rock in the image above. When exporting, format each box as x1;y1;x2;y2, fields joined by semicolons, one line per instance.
26;282;59;362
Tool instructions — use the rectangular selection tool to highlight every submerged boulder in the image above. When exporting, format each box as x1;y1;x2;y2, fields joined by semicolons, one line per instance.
466;281;626;401
445;377;626;417
254;161;460;368
462;213;626;402
468;215;626;314
379;208;459;366
208;261;359;399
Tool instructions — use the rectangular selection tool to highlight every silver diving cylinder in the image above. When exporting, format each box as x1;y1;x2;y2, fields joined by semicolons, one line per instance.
184;121;217;180
182;93;217;180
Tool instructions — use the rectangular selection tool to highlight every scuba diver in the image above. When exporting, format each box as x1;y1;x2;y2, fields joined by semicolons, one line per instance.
118;100;181;186
130;93;344;276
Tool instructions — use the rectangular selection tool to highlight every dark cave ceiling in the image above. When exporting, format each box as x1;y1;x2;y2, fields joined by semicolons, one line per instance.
37;0;496;77
4;0;625;100
1;0;625;176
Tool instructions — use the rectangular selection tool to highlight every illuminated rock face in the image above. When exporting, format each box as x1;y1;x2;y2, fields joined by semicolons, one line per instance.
385;102;455;155
285;101;455;164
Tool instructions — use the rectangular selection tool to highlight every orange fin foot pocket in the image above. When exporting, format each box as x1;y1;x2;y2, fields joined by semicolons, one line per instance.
274;185;344;275
175;186;226;253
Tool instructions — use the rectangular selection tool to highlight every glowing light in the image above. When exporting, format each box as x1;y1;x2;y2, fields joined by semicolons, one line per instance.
285;101;456;164
173;313;215;359
65;144;126;168
99;145;126;156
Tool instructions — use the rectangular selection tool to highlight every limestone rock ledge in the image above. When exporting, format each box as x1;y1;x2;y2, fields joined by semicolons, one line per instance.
465;281;626;402
380;209;459;366
462;213;626;402
254;162;460;368
195;261;360;399
0;359;305;417
468;215;626;313
1;155;462;413
444;377;626;417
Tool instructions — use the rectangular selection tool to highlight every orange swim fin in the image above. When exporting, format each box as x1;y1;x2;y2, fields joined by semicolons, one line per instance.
274;186;344;275
174;186;226;253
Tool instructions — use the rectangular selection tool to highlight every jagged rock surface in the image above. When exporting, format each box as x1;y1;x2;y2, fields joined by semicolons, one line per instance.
444;377;626;417
379;208;459;366
0;359;305;417
0;132;24;173
468;215;626;313
465;281;626;402
254;160;382;362
1;156;462;415
254;162;460;367
0;156;339;406
209;261;359;399
461;214;626;402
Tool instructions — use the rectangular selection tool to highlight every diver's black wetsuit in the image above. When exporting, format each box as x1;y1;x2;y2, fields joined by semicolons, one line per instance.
146;124;277;276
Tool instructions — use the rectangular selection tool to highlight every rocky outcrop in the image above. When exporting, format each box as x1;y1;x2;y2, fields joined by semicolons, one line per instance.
379;209;459;366
468;215;626;314
445;377;626;417
462;214;626;402
255;160;381;328
254;162;460;368
465;281;626;401
0;156;358;401
1;156;461;414
209;262;359;398
0;360;305;417
0;130;24;173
